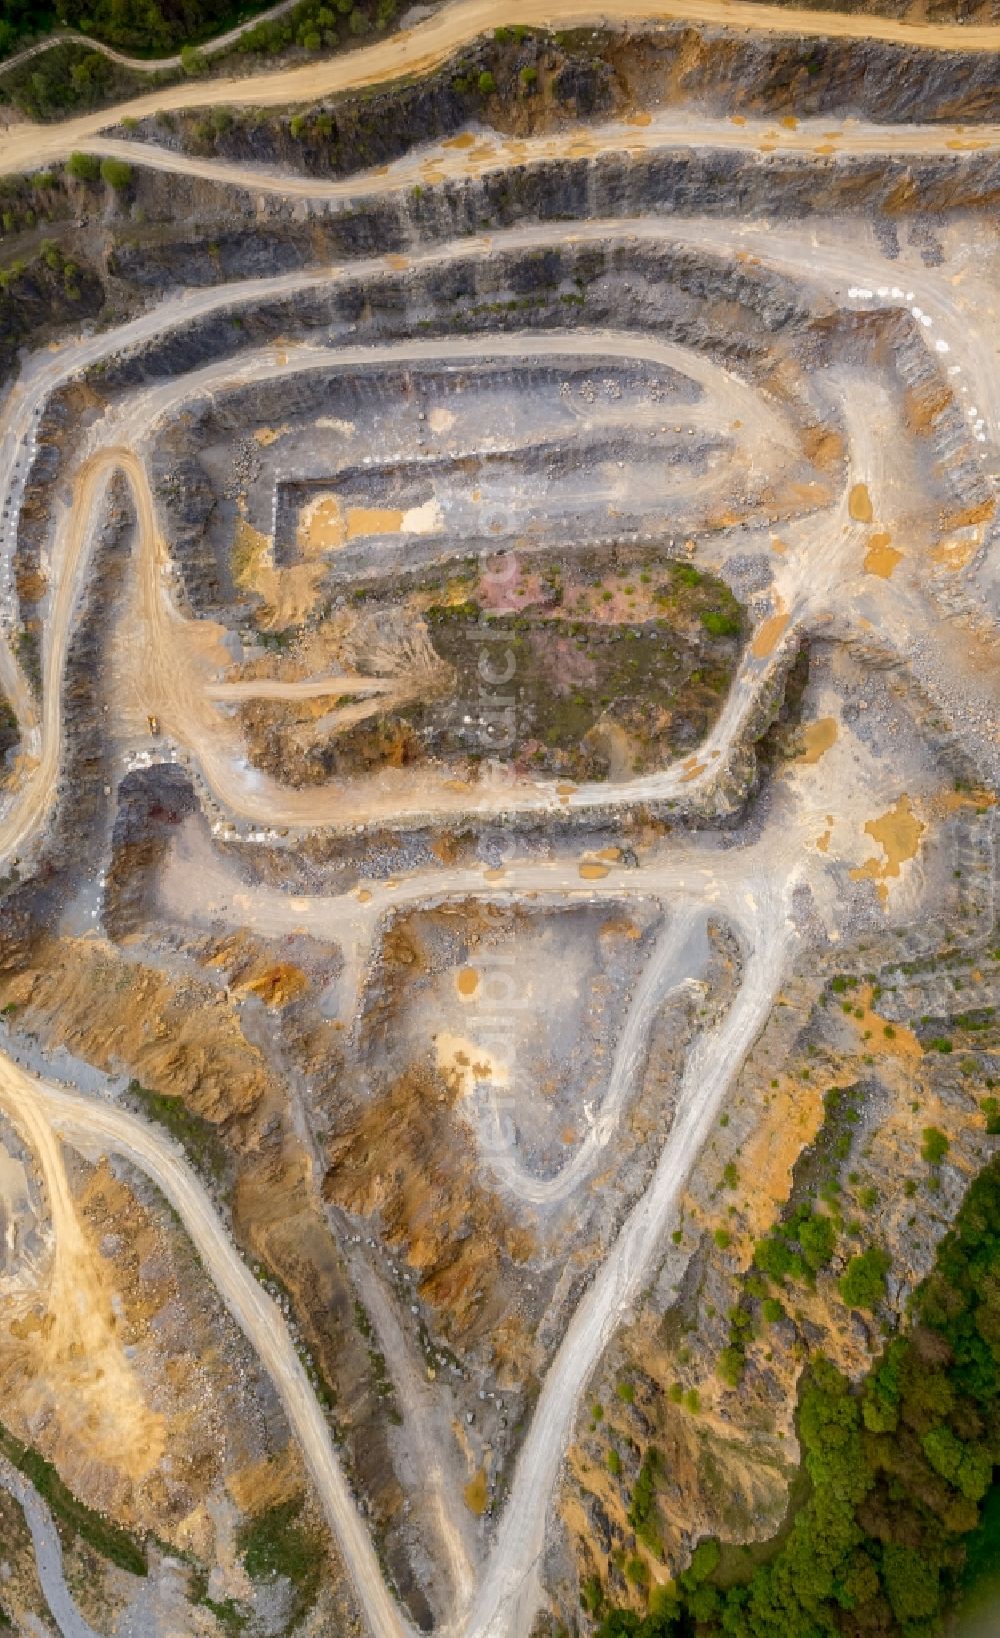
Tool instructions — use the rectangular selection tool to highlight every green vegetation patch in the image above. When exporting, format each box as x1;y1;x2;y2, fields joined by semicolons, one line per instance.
238;1494;325;1624
126;1078;230;1188
0;41;147;119
839;1244;890;1311
592;1154;1000;1637
627;1448;663;1558
0;1420;147;1575
956;1482;1000;1629
752;1202;838;1288
393;559;741;782
0;692;17;769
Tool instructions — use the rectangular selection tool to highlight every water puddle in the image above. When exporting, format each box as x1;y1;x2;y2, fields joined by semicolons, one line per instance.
799;717;838;764
456;967;480;998
435;1032;507;1094
751;600;790;659
299;494;346;553
864;531;902;578
849;794;925;905
346;506;404;539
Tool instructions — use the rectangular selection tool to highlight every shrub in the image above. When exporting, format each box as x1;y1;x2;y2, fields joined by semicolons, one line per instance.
981;1095;1000;1135
67;151;100;182
179;44;208;75
99;156;132;190
799;1212;837;1273
701;609;741;637
718;1346;744;1387
518;64;538;89
624;1554;649;1587
922;1424;991;1501
713;1227;732;1250
478;69;496;94
840;1246;890;1311
922;1126;950;1165
627;1449;661;1554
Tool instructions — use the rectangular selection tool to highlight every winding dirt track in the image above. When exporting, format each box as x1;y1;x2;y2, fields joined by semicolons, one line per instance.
0;317;799;863
1;0;997;84
0;0;303;76
479;904;710;1208
63;113;1000;202
2;0;1000;178
0;1048;414;1638
463;892;795;1638
0;1453;100;1638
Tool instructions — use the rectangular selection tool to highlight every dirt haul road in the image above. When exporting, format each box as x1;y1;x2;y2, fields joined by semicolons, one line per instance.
0;857;793;1638
2;0;1000;178
0;0;303;76
0;195;992;774
70;113;1000;202
3;0;998;83
0;1452;101;1638
0;317;798;867
462;889;797;1638
0;23;995;1628
0;1047;416;1638
2;232;990;865
479;902;711;1209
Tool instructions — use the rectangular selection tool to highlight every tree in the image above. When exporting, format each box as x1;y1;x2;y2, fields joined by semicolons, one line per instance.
922;1425;991;1500
478;69;495;95
880;1544;941;1625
